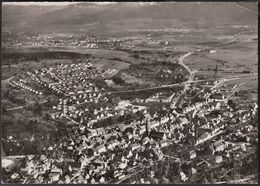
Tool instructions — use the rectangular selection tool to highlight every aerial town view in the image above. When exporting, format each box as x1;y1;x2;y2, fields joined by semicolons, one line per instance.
1;1;258;184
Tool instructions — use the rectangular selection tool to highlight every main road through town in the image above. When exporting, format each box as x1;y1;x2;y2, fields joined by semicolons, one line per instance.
170;52;196;108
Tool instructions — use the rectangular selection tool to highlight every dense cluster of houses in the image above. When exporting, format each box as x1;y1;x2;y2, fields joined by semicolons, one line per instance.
4;33;139;49
52;101;113;125
129;86;258;183
3;52;258;184
3;78;258;183
29;62;104;96
11;62;108;101
4;32;174;50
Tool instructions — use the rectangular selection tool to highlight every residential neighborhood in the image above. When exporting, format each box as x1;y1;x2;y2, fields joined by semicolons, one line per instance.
2;58;258;183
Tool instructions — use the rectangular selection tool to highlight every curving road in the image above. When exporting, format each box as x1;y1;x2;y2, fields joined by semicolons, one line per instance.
171;52;196;108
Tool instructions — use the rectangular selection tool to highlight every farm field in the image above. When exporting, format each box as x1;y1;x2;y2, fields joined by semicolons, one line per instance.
53;47;131;59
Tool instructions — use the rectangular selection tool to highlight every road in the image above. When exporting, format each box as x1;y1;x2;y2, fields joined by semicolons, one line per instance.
108;83;182;95
215;174;257;184
2;76;15;86
169;39;257;107
171;52;196;108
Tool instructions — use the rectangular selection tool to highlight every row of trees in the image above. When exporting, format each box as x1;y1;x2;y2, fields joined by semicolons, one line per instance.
2;52;91;65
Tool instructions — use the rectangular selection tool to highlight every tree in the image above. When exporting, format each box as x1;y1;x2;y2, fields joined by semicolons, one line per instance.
33;101;42;115
44;113;51;121
112;76;125;85
133;53;140;59
112;96;121;105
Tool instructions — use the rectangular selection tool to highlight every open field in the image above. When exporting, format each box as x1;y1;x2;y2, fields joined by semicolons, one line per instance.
222;75;258;90
183;33;257;86
205;41;257;72
53;47;131;59
93;58;130;71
